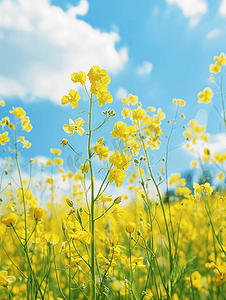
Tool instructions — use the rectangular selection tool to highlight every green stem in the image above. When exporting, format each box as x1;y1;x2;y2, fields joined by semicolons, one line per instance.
87;93;96;300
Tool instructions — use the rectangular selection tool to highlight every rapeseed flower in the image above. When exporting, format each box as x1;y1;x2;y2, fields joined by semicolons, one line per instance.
61;89;80;109
0;270;16;287
108;168;126;187
50;148;61;155
198;87;212;104
111;121;129;140
63;118;84;136
1;212;18;226
71;71;86;85
10;107;26;119
0;132;10;145
93;139;109;160
34;206;47;221
0;100;5;106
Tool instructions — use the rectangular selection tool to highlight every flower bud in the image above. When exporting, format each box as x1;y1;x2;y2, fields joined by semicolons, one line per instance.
126;222;135;234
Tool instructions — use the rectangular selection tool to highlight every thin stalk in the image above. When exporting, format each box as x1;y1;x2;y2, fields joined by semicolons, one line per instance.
87;93;96;300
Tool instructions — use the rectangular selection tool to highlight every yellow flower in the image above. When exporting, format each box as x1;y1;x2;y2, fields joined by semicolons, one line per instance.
126;222;135;234
10;107;26;119
122;96;129;106
214;265;226;286
1;116;9;127
6;202;14;212
34;206;47;221
128;94;138;106
0;132;10;145
97;90;113;107
198;87;212;104
219;172;225;180
109;150;131;170
147;106;156;112
1;212;18;226
111;121;129;140
71;230;92;244
50;148;61;155
0;270;16;287
93;140;109;161
87;66;107;84
61;138;68;147
46;159;52;166
190;160;197;169
210;52;226;74
44;231;60;245
53;158;63;166
8;123;14;129
71;71;86;85
63;117;84;136
81;163;89;174
108;168;126;187
98;193;112;203
121;107;131;119
0;100;5;107
61;89;80;109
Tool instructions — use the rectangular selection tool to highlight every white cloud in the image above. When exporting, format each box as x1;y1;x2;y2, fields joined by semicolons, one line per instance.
115;87;128;100
166;0;208;27
206;28;221;39
137;61;153;76
0;0;128;104
219;0;226;15
183;133;226;158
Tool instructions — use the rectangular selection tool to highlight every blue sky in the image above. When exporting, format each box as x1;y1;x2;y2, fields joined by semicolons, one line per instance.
1;0;226;186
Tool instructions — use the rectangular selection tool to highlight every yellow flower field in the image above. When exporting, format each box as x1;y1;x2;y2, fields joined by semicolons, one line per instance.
0;54;226;299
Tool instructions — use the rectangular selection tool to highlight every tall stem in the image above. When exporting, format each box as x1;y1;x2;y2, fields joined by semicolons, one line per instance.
88;94;96;299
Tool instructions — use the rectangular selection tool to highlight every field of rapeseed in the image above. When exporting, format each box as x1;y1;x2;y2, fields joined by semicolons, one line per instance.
0;53;226;300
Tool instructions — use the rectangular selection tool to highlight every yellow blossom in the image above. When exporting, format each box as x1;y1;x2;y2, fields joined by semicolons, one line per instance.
126;222;135;234
81;163;89;174
63;117;84;136
71;71;86;85
87;66;107;84
50;148;61;155
61;89;80;109
0;132;10;145
44;231;60;245
34;206;47;221
128;94;138;106
61;139;68;147
190;160;197;169
0;270;16;287
53;158;63;166
0;100;5;106
98;193;112;203
93;140;109;160
198;87;212;104
10;107;26;119
108;168;126;187
1;212;18;226
111;121;129;140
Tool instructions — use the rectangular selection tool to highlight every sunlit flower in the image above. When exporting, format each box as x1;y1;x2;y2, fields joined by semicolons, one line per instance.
10;107;26;119
44;231;60;245
1;212;18;226
63;118;84;136
0;270;16;287
71;71;86;85
61;89;81;109
34;206;47;221
50;148;61;155
198;87;212;104
0;132;10;145
108;168;126;187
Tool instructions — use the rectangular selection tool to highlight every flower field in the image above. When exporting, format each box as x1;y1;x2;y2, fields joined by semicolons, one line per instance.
1;53;226;299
